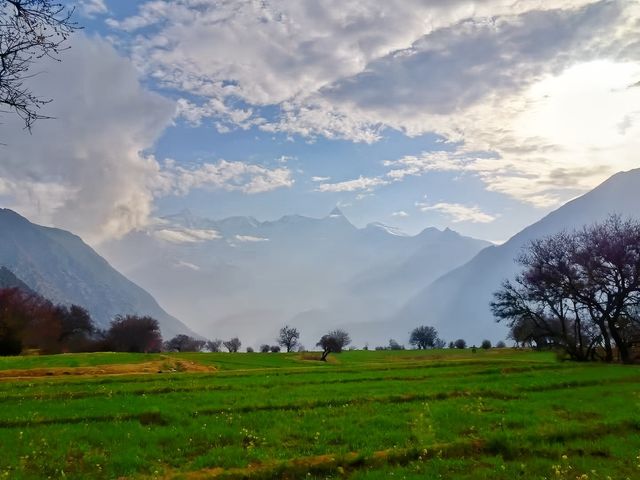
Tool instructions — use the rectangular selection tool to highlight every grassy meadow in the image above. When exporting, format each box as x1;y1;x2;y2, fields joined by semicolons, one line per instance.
0;349;638;479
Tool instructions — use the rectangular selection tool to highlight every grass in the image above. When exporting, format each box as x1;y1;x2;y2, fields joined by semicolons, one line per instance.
0;349;638;479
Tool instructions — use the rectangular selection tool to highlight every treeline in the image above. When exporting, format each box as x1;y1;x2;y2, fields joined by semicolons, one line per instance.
0;287;163;355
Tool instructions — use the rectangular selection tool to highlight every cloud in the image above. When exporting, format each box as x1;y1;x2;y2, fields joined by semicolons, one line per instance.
416;202;497;223
0;35;175;243
0;35;295;244
77;0;108;17
160;159;294;195
315;176;388;193
104;0;640;206
311;176;331;182
392;211;409;217
154;228;221;244
235;235;269;243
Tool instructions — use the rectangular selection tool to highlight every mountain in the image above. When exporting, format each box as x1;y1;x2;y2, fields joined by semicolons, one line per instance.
0;266;32;293
393;168;640;345
101;207;490;347
0;208;196;339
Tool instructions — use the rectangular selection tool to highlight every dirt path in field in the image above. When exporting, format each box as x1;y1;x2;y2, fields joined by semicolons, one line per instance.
0;357;214;380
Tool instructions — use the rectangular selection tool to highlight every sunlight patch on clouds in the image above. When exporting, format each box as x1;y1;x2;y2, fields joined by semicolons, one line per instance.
416;202;497;224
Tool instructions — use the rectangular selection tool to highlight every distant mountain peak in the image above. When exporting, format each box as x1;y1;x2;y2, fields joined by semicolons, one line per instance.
328;206;344;218
365;222;408;237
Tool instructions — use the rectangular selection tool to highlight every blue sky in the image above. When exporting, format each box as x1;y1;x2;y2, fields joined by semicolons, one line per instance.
0;0;639;244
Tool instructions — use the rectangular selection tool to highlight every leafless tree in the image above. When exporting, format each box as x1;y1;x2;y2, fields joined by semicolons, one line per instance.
277;325;300;352
223;337;241;353
0;0;79;130
492;215;640;363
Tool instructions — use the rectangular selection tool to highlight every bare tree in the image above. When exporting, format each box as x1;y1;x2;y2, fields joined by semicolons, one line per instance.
277;325;300;352
205;339;222;352
223;337;241;353
492;215;640;363
1;0;79;130
316;329;351;361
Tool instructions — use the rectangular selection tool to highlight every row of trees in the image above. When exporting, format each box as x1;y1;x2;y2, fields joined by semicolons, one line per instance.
0;287;163;355
492;216;640;363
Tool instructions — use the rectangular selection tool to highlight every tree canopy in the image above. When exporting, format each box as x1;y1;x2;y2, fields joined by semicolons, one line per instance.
492;215;640;363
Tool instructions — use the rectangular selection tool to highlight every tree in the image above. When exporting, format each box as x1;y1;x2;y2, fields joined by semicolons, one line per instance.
492;216;640;363
496;340;507;348
205;339;222;352
409;325;440;349
105;315;162;353
246;346;254;353
453;339;466;349
481;339;492;350
269;345;281;353
259;344;270;353
316;329;351;361
388;339;404;350
223;337;241;353
0;0;79;130
165;334;205;352
277;325;300;352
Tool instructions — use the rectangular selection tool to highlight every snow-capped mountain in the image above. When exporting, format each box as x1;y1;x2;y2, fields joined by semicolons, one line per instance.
0;209;196;339
392;168;640;345
101;207;490;346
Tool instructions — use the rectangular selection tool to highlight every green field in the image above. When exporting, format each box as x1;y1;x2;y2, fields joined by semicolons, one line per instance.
0;349;639;479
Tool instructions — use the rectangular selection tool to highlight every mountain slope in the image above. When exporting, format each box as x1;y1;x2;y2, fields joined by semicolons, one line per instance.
394;168;640;344
0;266;33;293
102;208;490;346
0;208;196;339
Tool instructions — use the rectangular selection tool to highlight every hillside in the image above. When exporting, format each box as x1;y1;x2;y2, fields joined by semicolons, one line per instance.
393;168;640;344
0;209;196;339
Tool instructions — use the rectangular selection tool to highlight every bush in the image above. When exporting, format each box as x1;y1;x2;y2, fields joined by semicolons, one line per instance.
246;346;254;353
481;339;492;349
260;344;270;353
270;345;281;353
496;340;507;348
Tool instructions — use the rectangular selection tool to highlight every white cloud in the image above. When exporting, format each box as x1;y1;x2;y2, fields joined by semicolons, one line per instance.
392;211;409;218
175;260;201;271
154;228;221;244
416;202;497;223
105;0;640;205
0;35;175;243
311;176;331;182
315;176;388;193
161;159;294;195
0;35;295;244
77;0;108;17
235;235;269;243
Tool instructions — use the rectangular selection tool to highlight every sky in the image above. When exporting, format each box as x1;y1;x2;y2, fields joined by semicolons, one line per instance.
0;0;639;245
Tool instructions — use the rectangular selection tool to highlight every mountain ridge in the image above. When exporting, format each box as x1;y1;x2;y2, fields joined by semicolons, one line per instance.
0;208;197;339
